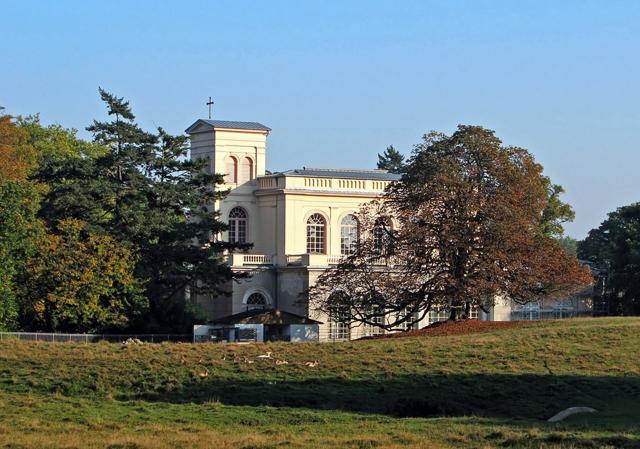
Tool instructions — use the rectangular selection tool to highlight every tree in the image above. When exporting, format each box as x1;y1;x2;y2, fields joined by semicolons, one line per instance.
558;236;578;257
19;219;146;332
578;203;640;315
35;89;243;331
0;181;44;330
540;178;575;239
0;114;44;330
0;114;36;180
17;114;107;163
312;126;591;329
377;145;406;174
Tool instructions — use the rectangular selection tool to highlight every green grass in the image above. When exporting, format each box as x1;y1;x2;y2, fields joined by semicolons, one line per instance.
1;318;639;448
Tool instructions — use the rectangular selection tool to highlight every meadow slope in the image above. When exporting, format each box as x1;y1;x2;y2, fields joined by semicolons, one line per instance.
0;318;638;449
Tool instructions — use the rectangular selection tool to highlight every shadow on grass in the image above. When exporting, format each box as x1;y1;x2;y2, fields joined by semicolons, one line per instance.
128;373;640;423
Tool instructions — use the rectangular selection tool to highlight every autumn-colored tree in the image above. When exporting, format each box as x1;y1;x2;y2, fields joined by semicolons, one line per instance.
312;126;592;330
19;219;147;333
0;114;36;180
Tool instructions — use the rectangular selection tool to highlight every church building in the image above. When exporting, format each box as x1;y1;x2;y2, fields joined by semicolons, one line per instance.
186;118;591;342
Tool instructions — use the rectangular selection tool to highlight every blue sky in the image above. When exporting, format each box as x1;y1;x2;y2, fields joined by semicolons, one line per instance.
2;0;638;238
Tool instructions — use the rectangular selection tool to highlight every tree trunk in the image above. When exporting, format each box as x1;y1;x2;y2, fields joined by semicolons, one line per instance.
449;307;459;321
464;301;471;319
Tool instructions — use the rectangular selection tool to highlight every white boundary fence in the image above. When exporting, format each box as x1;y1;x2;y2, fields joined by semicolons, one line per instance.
0;332;191;343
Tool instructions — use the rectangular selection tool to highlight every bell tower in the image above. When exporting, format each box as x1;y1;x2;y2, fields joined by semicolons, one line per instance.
185;119;271;186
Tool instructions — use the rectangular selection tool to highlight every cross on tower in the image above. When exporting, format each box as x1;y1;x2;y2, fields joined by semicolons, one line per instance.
206;96;214;119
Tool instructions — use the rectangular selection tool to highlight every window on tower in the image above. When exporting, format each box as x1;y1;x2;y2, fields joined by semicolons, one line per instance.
240;157;254;182
225;156;238;183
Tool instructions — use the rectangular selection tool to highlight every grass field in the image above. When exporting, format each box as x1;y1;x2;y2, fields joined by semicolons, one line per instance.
0;318;639;448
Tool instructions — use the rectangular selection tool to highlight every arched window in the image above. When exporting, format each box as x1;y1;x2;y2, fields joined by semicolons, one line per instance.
340;214;359;255
240;157;253;183
306;213;326;254
225;156;238;183
246;292;267;310
373;217;393;254
228;207;247;243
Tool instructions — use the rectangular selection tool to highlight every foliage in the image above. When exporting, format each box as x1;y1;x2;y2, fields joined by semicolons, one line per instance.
18;219;147;333
34;89;242;332
0;114;44;330
0;114;37;180
0;181;44;330
558;235;578;256
0;318;638;448
540;178;575;238
578;203;640;315
376;145;406;174
17;114;107;163
313;126;591;328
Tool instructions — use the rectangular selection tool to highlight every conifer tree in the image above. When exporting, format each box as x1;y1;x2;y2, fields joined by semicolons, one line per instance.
36;89;242;331
377;145;406;174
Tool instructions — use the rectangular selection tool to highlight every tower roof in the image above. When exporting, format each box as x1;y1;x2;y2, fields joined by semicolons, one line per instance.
185;119;271;134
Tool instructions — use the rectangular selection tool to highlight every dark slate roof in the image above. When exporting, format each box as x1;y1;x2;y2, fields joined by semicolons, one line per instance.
277;168;401;181
185;119;271;133
211;308;322;325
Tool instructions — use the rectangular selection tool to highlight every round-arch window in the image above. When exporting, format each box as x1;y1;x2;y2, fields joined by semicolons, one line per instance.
374;217;393;254
240;157;253;183
340;214;359;255
306;213;326;254
246;292;267;310
225;156;238;183
229;207;247;244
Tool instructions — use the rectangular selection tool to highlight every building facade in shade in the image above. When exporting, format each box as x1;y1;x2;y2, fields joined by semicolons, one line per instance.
186;119;592;341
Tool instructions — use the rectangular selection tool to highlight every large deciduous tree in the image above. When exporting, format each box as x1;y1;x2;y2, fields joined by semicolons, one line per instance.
578;203;640;315
312;125;591;329
19;219;146;333
0;114;44;330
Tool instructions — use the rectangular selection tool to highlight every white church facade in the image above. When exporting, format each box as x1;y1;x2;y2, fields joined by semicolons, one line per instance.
186;118;590;342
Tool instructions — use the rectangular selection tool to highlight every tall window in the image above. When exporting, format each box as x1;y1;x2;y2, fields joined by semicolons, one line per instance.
306;213;326;254
240;157;254;183
225;156;238;183
340;214;359;255
329;306;351;341
365;306;385;337
246;292;267;310
228;207;247;243
374;217;393;254
397;308;419;331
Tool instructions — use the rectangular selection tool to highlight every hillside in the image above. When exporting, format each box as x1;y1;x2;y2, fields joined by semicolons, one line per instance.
0;318;639;448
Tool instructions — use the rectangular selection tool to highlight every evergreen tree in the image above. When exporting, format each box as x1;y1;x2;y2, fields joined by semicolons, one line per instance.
578;203;640;315
36;89;242;331
377;145;406;174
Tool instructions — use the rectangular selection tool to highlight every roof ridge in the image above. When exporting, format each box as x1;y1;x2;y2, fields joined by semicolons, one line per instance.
300;167;390;173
